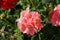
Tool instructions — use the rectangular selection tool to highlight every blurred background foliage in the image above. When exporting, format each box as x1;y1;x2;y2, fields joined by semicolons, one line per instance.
0;0;60;40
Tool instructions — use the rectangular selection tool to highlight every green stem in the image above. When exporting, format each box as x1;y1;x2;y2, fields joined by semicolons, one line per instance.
30;0;37;10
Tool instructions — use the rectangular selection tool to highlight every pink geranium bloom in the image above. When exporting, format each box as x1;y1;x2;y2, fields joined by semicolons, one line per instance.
49;4;60;26
16;7;43;35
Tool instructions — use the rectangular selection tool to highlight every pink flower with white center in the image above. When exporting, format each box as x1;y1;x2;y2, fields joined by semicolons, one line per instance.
16;7;43;35
49;4;60;26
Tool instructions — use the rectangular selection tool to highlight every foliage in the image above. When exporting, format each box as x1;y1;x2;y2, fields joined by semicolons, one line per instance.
0;0;60;40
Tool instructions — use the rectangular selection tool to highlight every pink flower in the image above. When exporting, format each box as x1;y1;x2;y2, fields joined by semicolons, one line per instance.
49;4;60;26
16;7;43;35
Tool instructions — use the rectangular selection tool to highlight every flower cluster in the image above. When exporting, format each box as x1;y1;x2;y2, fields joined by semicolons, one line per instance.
0;0;18;9
16;7;43;35
16;4;60;35
49;4;60;26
